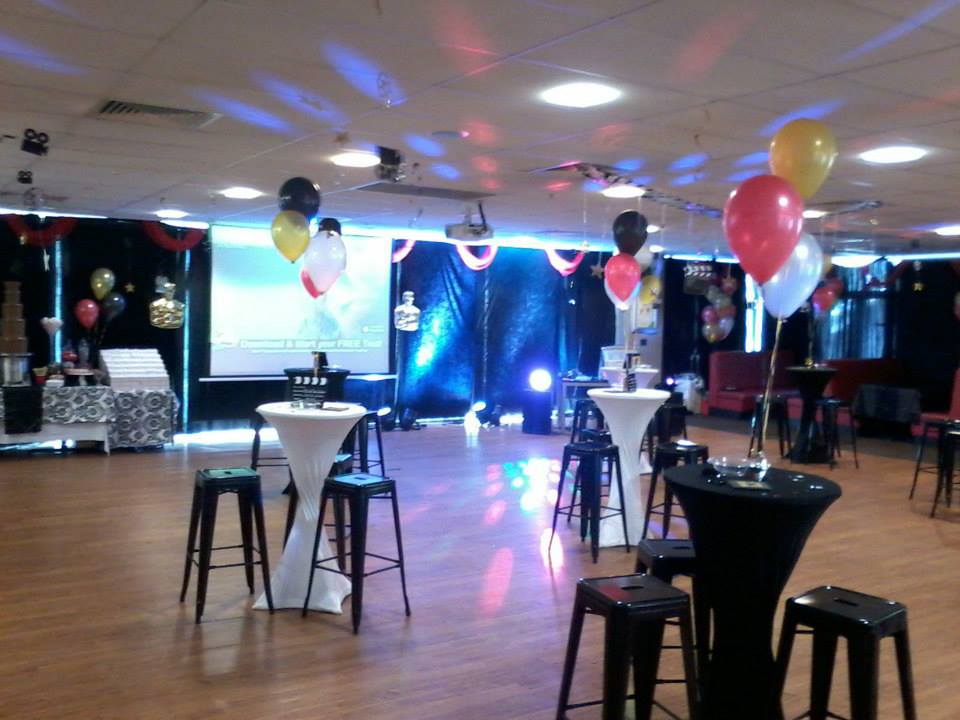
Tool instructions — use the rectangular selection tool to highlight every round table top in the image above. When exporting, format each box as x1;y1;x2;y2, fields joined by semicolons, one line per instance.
257;401;367;422
588;387;670;404
787;365;837;376
665;464;841;506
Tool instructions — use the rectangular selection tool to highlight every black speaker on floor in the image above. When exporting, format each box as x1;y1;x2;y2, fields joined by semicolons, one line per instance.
522;390;552;435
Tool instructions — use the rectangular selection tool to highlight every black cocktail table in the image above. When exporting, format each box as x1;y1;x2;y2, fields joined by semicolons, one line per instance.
787;365;837;463
665;465;841;720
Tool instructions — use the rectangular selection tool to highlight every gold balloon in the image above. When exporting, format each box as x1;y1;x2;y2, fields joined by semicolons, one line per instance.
271;210;310;263
638;275;662;305
90;268;115;300
769;119;837;199
821;252;833;278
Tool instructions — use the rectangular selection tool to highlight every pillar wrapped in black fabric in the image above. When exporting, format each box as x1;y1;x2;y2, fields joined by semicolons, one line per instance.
665;465;841;720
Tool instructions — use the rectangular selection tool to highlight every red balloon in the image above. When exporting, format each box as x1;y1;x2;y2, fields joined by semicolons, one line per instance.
812;286;837;314
604;253;642;303
701;306;718;324
720;276;738;295
300;267;321;298
717;303;736;319
723;174;804;285
74;299;99;330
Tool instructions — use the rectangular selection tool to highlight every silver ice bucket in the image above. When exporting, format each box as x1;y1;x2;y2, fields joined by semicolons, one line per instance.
0;353;31;386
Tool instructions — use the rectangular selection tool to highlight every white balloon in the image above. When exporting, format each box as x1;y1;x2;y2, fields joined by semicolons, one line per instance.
40;317;63;338
302;231;347;295
634;246;653;271
761;232;823;319
604;275;640;311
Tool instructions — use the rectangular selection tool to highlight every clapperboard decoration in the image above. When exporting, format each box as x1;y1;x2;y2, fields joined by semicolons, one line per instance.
683;262;715;295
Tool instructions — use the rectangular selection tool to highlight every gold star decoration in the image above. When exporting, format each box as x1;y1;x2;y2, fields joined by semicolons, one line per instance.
124;282;136;293
590;262;604;278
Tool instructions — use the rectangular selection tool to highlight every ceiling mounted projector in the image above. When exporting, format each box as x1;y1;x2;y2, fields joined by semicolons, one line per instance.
376;145;406;183
445;202;494;242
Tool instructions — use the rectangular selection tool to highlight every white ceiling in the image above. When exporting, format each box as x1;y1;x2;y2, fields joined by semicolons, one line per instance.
3;0;960;253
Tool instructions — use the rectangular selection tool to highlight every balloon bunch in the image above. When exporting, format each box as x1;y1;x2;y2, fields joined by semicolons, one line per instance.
701;276;738;344
723;119;838;320
300;218;347;298
604;211;655;310
74;268;126;332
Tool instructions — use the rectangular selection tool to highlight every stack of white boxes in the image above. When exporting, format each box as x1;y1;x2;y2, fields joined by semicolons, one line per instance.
99;348;170;391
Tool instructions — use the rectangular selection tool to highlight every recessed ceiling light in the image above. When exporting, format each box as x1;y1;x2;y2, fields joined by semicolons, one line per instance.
934;224;960;236
601;184;645;199
163;219;209;230
832;253;880;268
540;82;622;108
803;209;828;219
220;186;263;200
648;243;664;253
330;150;380;168
647;224;661;233
858;145;927;164
155;209;188;219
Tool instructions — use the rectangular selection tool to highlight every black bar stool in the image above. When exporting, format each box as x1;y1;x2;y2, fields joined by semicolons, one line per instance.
931;429;960;517
303;473;411;633
643;402;688;460
635;538;711;701
570;398;606;444
909;418;959;500
819;398;859;469
642;442;708;540
748;394;792;458
556;574;700;720
773;586;916;720
179;467;274;623
280;451;355;549
550;442;629;562
356;411;387;476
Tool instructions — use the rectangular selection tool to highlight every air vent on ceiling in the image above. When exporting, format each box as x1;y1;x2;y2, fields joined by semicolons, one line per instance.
91;100;223;130
357;182;494;201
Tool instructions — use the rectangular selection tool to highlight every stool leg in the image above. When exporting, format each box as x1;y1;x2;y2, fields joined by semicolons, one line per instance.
677;608;701;720
612;453;629;552
358;418;370;473
847;635;879;720
374;417;386;477
549;450;569;549
302;489;329;616
630;618;665;720
810;631;838;720
250;417;262;468
692;575;710;692
662;486;675;540
642;452;660;540
334;494;348;571
603;610;633;720
569;468;581;525
250;485;274;613
348;493;370;634
893;627;917;720
179;483;202;603
389;488;411;617
556;599;586;719
910;430;928;499
195;487;219;624
848;410;859;469
587;458;602;563
237;489;255;594
283;478;298;550
772;606;799;717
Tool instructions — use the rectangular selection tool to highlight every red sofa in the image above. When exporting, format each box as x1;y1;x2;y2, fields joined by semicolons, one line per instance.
706;351;794;415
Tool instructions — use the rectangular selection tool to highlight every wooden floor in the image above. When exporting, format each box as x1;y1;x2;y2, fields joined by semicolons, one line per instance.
1;419;958;719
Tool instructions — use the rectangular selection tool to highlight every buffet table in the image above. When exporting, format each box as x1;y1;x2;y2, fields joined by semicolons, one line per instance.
0;386;178;452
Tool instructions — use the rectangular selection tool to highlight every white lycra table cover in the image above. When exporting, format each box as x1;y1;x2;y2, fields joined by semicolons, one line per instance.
588;388;669;548
253;401;366;613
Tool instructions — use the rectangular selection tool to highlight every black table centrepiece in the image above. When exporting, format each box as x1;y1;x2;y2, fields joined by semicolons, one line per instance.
665;464;841;720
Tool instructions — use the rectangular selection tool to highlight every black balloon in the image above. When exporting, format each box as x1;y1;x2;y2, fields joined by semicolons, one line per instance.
319;217;341;235
101;291;126;323
612;210;648;255
278;176;321;220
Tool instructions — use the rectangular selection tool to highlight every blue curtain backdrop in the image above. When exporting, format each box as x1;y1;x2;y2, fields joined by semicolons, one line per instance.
395;244;614;417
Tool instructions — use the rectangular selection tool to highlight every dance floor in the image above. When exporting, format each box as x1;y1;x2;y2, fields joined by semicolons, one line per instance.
1;419;958;719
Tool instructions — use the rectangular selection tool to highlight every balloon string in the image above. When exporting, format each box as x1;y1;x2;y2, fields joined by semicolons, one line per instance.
756;317;783;456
